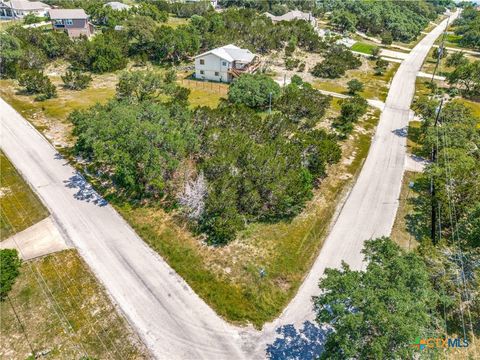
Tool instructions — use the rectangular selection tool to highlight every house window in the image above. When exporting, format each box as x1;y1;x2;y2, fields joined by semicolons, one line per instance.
200;70;204;75
222;61;227;66
199;59;205;65
215;72;219;76
66;19;73;25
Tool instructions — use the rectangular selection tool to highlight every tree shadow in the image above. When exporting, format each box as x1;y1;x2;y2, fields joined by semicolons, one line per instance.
266;321;331;360
63;172;108;206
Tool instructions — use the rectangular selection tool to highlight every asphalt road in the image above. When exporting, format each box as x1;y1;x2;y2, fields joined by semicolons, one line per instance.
0;12;456;360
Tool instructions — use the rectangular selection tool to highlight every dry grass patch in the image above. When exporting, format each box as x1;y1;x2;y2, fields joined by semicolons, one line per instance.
0;151;48;240
0;250;148;359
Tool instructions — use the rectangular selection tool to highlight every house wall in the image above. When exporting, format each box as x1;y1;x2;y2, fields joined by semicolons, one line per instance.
52;18;92;38
194;53;231;83
0;6;48;18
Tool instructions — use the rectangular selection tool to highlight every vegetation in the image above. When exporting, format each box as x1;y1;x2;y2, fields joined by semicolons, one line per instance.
350;42;377;55
311;45;362;79
452;5;480;50
333;95;369;137
0;250;147;358
446;60;480;97
0;151;48;240
18;70;57;100
314;237;438;359
61;70;92;90
227;74;281;109
0;249;22;301
322;0;451;42
347;79;364;95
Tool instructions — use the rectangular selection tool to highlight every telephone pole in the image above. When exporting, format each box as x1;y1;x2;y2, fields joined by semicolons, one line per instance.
430;98;444;244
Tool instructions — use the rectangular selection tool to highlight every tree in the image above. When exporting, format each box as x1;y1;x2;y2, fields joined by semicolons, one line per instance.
445;51;468;68
331;10;358;33
333;95;368;137
313;237;439;359
0;33;23;78
61;70;92;90
18;70;57;100
447;60;480;96
311;45;361;79
374;58;389;75
0;249;22;301
433;46;448;60
347;79;364;95
228;74;281;109
381;31;393;45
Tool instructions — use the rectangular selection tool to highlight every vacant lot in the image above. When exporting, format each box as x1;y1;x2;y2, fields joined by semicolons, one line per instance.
0;250;148;359
1;151;48;240
2;63;382;327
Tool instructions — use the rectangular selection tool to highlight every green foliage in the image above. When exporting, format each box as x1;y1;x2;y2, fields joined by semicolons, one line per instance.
433;46;448;60
152;25;200;63
333;95;368;137
325;0;447;42
69;31;128;73
116;70;173;103
314;237;439;359
0;33;23;78
18;70;57;100
195;104;340;244
71;99;197;199
447;60;480;97
0;249;22;301
61;70;92;90
374;58;389;75
411;101;480;245
22;13;45;25
311;45;361;79
453;6;480;50
228;74;281;109
347;79;364;94
445;51;468;68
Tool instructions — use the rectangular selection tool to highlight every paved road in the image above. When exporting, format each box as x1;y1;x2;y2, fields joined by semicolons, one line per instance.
0;12;456;360
1;102;246;359
253;11;459;353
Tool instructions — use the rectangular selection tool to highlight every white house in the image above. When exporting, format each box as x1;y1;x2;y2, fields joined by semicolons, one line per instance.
104;1;131;11
264;10;316;28
0;0;50;19
194;44;259;83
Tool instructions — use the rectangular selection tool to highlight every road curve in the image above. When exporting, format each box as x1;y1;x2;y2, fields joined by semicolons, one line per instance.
0;12;456;360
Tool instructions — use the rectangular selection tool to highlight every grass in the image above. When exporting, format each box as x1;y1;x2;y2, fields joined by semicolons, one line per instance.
454;98;480;119
165;16;189;28
1;63;382;327
313;61;399;101
407;121;423;156
177;77;228;109
391;171;420;250
0;151;48;240
0;250;147;359
109;108;381;328
351;42;378;55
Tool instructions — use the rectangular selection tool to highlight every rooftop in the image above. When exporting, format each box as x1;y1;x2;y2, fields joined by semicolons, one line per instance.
195;44;255;63
104;1;131;11
2;0;50;10
48;8;88;19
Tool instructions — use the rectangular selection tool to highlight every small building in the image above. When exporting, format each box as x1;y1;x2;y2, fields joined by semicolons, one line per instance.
104;1;131;11
264;10;316;28
0;0;50;19
194;44;259;83
48;8;94;38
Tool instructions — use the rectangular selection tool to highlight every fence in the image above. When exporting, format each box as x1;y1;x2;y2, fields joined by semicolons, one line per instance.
179;79;229;96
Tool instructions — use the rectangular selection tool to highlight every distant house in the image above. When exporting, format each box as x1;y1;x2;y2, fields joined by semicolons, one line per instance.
194;44;259;83
264;10;316;28
48;8;94;38
0;0;50;19
104;1;131;11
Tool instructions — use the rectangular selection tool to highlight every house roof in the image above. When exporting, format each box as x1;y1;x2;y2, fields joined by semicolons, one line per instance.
104;1;131;11
48;8;88;19
195;44;255;63
2;0;50;10
264;10;312;22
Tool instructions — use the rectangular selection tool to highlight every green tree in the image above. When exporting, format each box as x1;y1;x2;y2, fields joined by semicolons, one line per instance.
374;58;389;75
333;95;368;137
381;31;393;45
18;70;57;100
447;60;480;96
0;33;23;78
61;70;92;90
0;249;22;301
228;74;281;109
331;9;358;33
314;237;439;359
445;51;468;68
347;79;364;95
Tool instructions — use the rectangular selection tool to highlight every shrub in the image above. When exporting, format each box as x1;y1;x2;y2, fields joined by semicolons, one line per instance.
347;79;364;94
228;74;281;109
311;45;361;79
62;70;92;90
333;95;368;137
18;70;57;99
0;249;22;301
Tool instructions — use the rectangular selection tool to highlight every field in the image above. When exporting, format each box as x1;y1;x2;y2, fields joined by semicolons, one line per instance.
351;42;377;55
1;151;49;240
313;60;399;101
0;250;148;359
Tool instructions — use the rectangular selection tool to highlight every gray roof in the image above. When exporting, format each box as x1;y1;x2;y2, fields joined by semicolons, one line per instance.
265;10;312;22
104;1;131;10
2;0;50;10
48;8;88;19
195;44;255;63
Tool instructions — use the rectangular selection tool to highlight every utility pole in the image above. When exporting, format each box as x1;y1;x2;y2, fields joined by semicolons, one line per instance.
430;97;444;244
431;15;450;84
268;92;272;113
